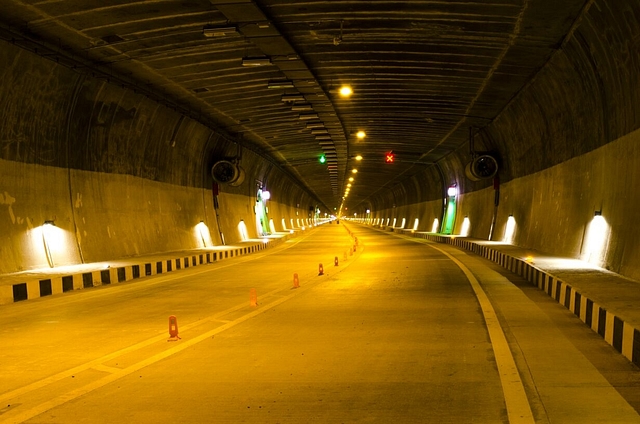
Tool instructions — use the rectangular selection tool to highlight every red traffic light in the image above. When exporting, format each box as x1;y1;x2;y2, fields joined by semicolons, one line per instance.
385;152;395;163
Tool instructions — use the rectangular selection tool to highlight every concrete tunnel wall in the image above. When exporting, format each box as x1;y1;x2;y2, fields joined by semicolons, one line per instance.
0;42;318;274
366;1;640;281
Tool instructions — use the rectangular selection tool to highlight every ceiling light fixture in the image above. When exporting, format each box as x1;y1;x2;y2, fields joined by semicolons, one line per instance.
339;85;353;97
356;131;366;139
281;94;305;102
241;57;272;66
203;25;237;37
291;104;314;111
268;80;294;89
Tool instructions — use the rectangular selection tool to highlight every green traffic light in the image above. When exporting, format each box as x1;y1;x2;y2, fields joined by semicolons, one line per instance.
319;154;326;164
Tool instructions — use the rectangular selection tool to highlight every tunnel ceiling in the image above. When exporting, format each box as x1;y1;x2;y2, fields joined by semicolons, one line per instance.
0;0;587;211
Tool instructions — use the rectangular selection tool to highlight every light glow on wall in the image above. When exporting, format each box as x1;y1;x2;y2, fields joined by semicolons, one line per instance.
431;218;439;233
238;220;249;241
460;217;471;237
282;218;287;230
400;218;406;229
386;218;390;226
392;218;397;227
290;218;294;228
582;213;610;266
195;221;213;247
503;216;516;244
413;218;419;231
35;221;76;268
269;219;276;234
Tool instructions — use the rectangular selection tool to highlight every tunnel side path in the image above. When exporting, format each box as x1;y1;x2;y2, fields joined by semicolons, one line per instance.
365;223;640;369
0;228;309;305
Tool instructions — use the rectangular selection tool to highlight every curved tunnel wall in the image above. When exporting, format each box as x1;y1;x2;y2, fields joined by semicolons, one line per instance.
365;1;640;280
0;42;318;274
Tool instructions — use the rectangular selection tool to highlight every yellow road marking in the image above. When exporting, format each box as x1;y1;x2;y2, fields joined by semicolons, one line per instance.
404;236;535;424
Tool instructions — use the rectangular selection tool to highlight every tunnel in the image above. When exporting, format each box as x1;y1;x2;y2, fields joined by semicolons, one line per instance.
1;1;640;422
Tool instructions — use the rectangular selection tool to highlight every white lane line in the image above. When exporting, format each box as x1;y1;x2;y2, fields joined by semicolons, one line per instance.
0;239;363;424
409;239;535;424
0;285;311;424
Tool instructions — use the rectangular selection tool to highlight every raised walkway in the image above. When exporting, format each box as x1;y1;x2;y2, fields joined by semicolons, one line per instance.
0;230;298;306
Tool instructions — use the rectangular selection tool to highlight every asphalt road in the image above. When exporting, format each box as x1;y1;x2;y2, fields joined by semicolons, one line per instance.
2;223;639;423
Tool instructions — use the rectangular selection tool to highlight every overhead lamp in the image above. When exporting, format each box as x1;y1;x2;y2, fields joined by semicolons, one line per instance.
356;131;366;139
355;155;363;161
281;94;305;102
339;85;353;97
203;25;237;37
299;113;319;120
268;80;294;89
242;56;271;66
291;104;313;111
351;169;358;174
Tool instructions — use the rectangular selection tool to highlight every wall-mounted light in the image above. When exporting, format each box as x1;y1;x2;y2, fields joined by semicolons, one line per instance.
238;220;249;241
582;210;609;266
503;215;516;244
203;25;237;37
447;185;458;197
242;57;271;66
431;218;439;233
460;216;471;237
413;218;419;231
196;221;212;248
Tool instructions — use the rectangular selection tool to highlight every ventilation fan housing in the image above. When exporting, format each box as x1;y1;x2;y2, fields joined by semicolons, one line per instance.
465;155;498;181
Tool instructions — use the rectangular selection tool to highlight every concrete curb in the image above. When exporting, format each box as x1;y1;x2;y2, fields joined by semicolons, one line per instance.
391;228;640;367
1;238;284;306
